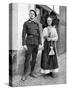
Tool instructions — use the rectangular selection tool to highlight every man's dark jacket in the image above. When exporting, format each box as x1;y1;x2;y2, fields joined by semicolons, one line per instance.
22;19;41;46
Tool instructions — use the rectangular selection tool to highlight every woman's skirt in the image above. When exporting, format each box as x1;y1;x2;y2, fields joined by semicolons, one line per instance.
41;40;59;74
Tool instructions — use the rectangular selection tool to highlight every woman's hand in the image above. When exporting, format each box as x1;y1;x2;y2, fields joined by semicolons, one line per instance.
38;45;44;50
47;37;52;41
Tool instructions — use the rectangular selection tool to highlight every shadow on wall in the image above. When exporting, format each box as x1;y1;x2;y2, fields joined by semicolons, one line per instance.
9;50;42;76
9;50;25;76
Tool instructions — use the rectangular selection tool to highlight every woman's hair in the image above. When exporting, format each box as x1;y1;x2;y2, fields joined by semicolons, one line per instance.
45;11;59;27
30;9;37;17
50;11;59;26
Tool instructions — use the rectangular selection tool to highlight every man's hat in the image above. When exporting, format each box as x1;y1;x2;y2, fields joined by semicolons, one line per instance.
30;9;37;16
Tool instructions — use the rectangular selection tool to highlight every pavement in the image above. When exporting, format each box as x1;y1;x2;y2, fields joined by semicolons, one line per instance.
12;53;66;87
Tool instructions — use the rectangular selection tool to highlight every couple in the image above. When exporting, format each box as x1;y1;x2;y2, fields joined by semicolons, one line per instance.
21;9;59;81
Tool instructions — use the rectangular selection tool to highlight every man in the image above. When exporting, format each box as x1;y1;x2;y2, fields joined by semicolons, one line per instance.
21;10;42;81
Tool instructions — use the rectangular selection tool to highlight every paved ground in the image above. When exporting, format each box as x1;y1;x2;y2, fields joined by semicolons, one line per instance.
12;53;66;87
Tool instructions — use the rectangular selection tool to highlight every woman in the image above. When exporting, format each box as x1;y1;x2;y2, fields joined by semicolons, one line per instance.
41;16;59;78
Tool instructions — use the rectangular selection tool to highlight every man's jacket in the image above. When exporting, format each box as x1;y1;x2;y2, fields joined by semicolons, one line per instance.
22;19;41;46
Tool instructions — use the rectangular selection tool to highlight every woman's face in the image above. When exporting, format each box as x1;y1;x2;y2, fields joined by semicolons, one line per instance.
47;17;52;26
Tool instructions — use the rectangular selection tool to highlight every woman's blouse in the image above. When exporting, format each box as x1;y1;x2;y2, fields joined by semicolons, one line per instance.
42;26;58;45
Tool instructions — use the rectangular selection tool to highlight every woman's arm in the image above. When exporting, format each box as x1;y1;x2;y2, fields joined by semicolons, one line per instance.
51;27;58;41
42;28;48;46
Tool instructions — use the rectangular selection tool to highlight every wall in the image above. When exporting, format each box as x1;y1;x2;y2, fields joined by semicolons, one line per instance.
9;4;12;50
18;4;29;50
12;3;18;50
58;6;66;54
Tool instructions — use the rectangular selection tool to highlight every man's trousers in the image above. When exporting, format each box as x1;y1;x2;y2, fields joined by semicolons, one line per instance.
23;45;38;77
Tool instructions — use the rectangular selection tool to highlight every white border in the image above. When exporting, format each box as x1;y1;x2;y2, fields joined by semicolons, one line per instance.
0;0;68;89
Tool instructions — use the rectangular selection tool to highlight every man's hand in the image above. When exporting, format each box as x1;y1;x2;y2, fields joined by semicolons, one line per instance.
23;45;28;50
38;44;44;50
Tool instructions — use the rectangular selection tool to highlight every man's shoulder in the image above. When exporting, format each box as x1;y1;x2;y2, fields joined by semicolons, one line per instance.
24;20;29;25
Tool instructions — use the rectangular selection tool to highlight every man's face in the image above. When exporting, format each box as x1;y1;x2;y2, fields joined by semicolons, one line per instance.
29;11;35;19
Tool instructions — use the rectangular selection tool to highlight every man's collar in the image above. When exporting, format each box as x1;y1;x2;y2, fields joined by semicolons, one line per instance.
28;18;36;23
28;19;33;23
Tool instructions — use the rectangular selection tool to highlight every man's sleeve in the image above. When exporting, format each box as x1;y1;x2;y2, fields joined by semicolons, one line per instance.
37;23;42;45
22;22;27;46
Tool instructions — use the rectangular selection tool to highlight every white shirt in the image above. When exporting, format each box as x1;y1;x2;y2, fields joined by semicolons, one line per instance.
42;26;58;45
